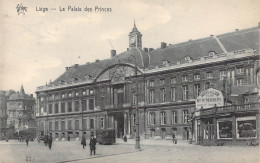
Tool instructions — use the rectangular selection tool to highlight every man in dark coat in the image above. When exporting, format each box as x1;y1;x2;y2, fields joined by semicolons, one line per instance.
89;134;96;155
48;134;53;149
25;137;29;147
172;133;177;144
81;136;86;149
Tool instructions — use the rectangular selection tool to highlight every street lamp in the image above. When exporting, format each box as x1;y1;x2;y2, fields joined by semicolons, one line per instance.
128;55;140;150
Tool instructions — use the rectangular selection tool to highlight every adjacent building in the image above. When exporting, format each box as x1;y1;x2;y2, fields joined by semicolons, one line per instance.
0;90;15;140
6;86;36;138
36;22;260;144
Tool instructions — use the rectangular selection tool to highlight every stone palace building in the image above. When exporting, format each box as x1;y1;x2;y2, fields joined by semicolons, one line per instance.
36;22;260;144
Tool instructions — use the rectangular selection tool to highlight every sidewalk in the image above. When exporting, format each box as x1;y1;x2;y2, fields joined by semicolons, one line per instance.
116;138;193;146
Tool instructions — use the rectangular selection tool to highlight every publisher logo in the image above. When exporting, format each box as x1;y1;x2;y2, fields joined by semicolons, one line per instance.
16;3;27;15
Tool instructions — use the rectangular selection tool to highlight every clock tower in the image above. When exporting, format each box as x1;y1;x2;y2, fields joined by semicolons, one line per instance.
129;21;142;49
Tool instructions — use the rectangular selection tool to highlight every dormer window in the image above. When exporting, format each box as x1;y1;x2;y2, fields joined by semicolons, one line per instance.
185;56;191;61
182;75;188;82
61;94;65;98
68;92;72;97
208;51;216;57
75;92;79;96
194;74;200;80
162;60;169;66
149;80;154;87
160;79;165;85
206;71;213;78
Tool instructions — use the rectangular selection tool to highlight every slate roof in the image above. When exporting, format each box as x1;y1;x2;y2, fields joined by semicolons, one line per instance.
52;24;259;84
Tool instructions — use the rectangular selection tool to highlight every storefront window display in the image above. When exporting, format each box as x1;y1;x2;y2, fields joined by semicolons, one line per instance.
217;121;232;139
236;117;256;139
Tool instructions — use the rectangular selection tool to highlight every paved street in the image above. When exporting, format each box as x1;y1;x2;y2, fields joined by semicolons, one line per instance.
0;139;259;163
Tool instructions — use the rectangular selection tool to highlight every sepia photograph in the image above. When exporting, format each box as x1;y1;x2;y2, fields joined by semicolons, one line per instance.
0;0;260;162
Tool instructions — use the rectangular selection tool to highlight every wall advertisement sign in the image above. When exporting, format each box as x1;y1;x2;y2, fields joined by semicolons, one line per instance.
196;88;224;109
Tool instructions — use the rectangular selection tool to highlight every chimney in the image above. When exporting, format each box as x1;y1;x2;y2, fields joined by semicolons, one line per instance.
161;42;167;49
95;59;100;62
74;64;79;68
235;29;239;31
210;35;214;37
30;94;33;97
111;50;116;58
65;67;70;71
149;48;154;52
127;48;129;51
258;22;260;28
143;47;148;52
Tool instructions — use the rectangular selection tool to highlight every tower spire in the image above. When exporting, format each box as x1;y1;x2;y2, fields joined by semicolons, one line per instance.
20;85;25;95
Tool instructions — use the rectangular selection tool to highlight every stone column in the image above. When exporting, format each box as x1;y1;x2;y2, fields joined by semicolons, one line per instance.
256;114;260;139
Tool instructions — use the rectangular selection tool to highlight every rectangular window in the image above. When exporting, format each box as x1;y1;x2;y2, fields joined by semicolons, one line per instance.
149;90;155;104
182;85;188;100
236;67;244;74
170;77;176;84
68;120;72;130
68;102;72;112
49;122;52;131
149;112;155;125
149;80;154;87
194;74;200;80
75;101;80;112
160;88;166;102
55;103;59;114
206;71;213;78
217;121;232;139
61;94;65;98
160;79;165;85
161;112;166;125
236;117;256;139
170;87;176;101
61;102;65;113
132;92;137;105
61;121;65;131
55;121;59;131
133;114;136;126
183;110;189;123
182;76;188;82
82;99;87;111
83;118;87;130
219;70;226;76
75;120;79;130
236;79;244;86
205;82;210;90
194;84;201;97
89;98;94;110
90;119;95;129
172;111;177;124
100;117;104;129
48;104;53;114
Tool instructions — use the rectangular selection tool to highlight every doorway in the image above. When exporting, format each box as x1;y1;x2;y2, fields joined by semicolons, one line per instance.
114;112;124;138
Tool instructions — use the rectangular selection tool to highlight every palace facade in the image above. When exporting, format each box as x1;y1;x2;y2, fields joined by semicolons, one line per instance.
36;22;260;144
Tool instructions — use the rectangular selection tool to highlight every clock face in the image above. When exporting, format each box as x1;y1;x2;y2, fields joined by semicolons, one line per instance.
130;37;136;44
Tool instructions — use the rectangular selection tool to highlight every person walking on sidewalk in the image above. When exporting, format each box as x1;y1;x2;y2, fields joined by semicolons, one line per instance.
89;134;96;155
48;133;53;149
25;137;29;147
172;133;177;144
81;135;86;149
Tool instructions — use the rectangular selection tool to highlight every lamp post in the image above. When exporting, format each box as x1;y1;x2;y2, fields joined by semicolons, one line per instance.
129;55;140;150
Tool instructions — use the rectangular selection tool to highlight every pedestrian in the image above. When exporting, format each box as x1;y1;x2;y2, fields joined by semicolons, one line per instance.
89;134;96;155
26;137;29;147
48;133;53;150
81;136;86;149
172;133;177;144
68;135;70;141
123;135;127;142
44;135;48;146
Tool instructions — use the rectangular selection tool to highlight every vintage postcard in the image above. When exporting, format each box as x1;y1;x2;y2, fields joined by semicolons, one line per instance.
0;0;260;162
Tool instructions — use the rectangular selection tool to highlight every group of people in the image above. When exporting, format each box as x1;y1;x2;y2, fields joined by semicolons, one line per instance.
41;133;53;149
81;134;97;155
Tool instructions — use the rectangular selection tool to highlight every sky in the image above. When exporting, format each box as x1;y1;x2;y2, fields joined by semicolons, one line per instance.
0;0;260;95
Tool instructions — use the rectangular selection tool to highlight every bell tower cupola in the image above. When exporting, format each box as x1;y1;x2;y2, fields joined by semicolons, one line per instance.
128;21;142;49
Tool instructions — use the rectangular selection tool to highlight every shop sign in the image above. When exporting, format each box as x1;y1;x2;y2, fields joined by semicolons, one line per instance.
196;88;224;109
